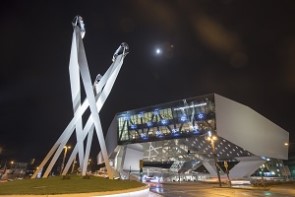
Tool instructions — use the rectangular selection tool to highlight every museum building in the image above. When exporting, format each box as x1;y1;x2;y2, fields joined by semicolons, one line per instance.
100;93;289;181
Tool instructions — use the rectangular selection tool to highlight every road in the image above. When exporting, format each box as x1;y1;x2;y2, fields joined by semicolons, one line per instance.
149;182;295;197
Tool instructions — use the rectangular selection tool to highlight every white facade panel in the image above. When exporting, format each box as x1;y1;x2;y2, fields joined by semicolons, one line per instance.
214;94;289;160
228;156;265;179
105;117;118;156
123;146;144;171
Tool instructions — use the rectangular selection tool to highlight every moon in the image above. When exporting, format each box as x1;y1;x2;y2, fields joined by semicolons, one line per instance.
155;48;162;55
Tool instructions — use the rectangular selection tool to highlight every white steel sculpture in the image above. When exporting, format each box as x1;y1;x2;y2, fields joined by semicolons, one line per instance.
31;16;129;179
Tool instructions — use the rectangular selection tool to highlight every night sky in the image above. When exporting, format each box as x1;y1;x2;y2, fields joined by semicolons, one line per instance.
1;0;295;163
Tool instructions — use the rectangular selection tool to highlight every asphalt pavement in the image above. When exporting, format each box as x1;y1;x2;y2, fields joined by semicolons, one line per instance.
149;182;295;197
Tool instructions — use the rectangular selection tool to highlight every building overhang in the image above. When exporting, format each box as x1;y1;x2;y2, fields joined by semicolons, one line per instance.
214;94;289;160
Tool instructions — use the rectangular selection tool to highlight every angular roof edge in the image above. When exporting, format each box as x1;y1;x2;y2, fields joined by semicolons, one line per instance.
214;93;289;160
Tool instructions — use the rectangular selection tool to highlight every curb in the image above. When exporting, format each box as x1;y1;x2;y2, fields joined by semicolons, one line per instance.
0;185;153;197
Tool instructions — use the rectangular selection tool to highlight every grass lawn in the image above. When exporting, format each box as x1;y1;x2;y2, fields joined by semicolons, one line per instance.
0;176;145;195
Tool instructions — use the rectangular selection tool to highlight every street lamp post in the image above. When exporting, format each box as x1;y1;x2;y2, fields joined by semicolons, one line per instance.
206;134;222;187
71;158;77;174
87;158;92;172
60;145;71;175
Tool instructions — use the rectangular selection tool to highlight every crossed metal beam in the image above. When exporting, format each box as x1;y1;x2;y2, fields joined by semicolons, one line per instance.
31;16;128;179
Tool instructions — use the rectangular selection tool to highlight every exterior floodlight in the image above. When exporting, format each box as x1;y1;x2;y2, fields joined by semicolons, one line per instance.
156;130;164;138
130;124;137;129
180;114;187;122
172;129;180;136
197;113;205;120
146;121;153;127
141;133;148;140
160;119;168;125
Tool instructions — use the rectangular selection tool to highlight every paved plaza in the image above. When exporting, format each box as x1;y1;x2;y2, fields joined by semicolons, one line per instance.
150;182;295;197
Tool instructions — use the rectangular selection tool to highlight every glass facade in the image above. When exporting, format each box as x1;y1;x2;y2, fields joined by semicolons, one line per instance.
117;94;216;144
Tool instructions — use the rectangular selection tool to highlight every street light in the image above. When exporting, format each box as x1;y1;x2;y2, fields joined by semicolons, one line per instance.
206;133;222;187
10;160;14;169
60;145;71;175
